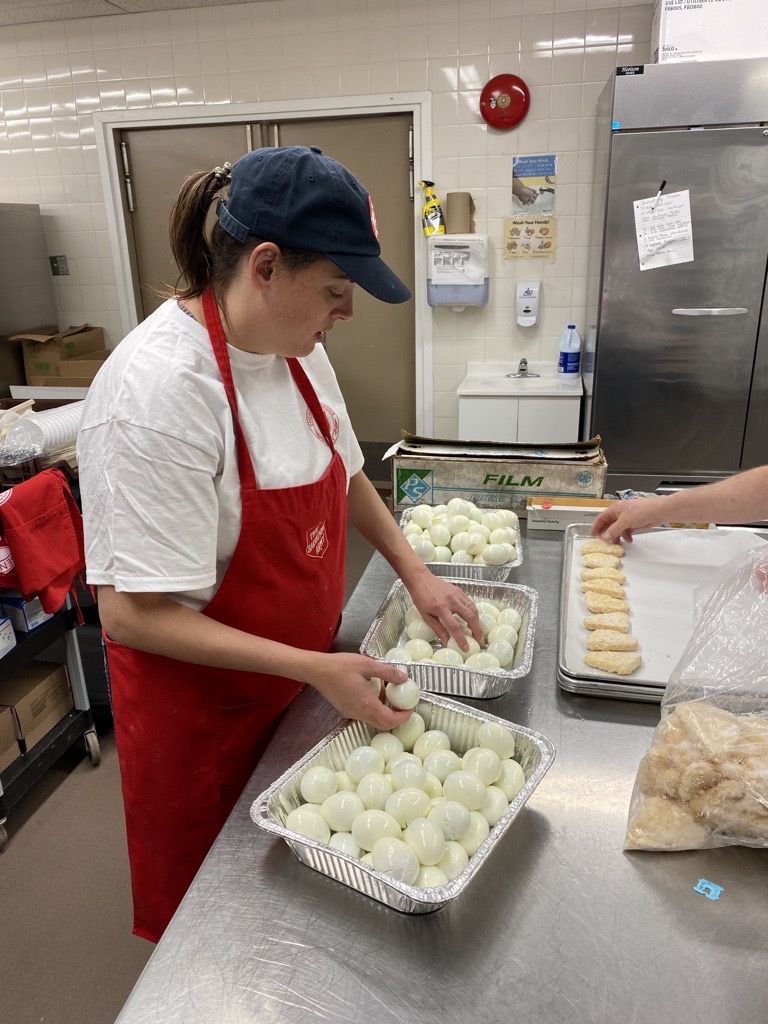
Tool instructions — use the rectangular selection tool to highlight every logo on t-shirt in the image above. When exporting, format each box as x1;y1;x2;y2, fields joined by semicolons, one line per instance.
306;521;328;559
306;403;340;445
0;542;15;575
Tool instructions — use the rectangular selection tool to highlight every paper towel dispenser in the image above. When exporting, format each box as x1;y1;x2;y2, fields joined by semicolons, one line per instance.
427;233;489;312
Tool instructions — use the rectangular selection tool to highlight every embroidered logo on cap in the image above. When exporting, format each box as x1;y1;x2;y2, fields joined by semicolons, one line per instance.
306;521;328;559
368;196;379;240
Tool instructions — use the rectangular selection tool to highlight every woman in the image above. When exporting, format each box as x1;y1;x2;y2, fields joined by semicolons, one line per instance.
78;145;481;943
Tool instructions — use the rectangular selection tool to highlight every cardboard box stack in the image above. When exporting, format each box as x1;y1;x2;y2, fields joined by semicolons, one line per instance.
0;704;18;772
652;0;768;64
9;323;109;387
0;662;73;755
387;433;607;515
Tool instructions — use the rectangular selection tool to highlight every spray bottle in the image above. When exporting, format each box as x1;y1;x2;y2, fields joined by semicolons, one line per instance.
418;180;446;236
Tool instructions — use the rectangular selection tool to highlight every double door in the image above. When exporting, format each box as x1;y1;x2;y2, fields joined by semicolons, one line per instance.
120;115;415;467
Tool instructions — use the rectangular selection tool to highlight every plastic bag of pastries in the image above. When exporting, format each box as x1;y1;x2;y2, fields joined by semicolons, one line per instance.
625;544;768;851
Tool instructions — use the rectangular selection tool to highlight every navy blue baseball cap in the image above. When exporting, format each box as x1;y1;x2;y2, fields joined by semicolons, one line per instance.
216;145;412;304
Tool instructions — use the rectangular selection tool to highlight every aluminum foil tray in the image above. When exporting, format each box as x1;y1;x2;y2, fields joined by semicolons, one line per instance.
250;692;555;914
360;577;537;699
399;509;522;582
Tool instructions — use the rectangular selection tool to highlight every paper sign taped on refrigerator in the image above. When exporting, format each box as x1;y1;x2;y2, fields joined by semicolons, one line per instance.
633;189;694;271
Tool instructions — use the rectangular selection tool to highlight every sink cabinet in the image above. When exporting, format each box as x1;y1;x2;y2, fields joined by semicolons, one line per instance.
456;361;582;443
458;394;581;443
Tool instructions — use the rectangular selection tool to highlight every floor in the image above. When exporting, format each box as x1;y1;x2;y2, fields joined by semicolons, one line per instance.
0;519;375;1024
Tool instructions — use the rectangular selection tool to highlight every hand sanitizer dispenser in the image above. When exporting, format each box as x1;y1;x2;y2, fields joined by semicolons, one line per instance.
516;280;540;327
427;234;489;312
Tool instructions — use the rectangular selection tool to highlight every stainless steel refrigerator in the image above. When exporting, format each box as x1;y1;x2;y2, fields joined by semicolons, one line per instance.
585;58;768;492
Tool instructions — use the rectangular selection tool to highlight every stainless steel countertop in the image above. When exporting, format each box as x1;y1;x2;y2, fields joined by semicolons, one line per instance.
116;530;768;1024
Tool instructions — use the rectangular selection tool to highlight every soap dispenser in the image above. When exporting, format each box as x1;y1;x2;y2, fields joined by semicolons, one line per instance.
516;280;540;327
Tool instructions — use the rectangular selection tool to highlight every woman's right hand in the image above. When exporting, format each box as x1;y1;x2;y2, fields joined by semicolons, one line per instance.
306;652;416;731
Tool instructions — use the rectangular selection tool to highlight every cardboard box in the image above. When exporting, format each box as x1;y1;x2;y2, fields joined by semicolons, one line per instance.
0;592;54;632
388;433;607;515
0;704;19;773
58;348;110;382
9;324;105;383
526;496;615;531
651;0;768;64
0;662;73;754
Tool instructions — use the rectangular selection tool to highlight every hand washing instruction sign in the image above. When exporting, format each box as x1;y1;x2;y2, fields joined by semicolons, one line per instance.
634;189;694;271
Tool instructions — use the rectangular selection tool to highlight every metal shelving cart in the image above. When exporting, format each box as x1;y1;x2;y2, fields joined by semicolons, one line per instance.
0;595;100;849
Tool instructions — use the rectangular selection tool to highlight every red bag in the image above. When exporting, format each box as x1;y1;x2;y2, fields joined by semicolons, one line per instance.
0;469;85;613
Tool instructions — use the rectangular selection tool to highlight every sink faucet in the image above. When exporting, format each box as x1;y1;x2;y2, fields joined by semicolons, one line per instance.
506;357;540;379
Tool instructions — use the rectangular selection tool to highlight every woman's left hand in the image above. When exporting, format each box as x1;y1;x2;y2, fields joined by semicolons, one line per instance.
405;573;483;651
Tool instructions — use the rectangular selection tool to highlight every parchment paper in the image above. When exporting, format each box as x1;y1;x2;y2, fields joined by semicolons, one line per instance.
563;529;767;686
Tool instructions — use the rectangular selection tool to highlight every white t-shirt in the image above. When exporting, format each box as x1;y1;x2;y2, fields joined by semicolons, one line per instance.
77;299;364;611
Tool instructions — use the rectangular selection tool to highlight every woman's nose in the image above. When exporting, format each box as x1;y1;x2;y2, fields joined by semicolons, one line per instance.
334;295;353;321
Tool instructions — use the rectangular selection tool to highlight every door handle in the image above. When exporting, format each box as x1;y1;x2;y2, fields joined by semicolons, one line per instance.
672;307;748;316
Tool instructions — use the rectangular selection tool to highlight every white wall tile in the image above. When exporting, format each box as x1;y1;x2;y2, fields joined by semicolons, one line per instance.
0;0;653;435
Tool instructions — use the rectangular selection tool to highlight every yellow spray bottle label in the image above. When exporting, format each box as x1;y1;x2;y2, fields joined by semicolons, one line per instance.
418;180;446;236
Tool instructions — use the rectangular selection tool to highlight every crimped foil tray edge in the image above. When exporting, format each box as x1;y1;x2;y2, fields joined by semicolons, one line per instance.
360;577;538;698
251;692;555;913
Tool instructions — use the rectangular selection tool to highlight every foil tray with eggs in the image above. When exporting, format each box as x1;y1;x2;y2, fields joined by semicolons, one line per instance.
360;578;537;699
398;510;522;582
250;692;555;913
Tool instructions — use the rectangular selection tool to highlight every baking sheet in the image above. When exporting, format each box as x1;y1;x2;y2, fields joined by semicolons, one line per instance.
558;525;767;695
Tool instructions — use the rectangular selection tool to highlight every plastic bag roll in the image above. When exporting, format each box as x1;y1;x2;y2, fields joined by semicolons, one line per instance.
18;402;85;452
445;192;475;234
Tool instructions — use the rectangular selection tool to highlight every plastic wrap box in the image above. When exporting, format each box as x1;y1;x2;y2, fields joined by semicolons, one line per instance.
387;433;606;516
1;662;73;754
652;0;768;64
526;496;614;531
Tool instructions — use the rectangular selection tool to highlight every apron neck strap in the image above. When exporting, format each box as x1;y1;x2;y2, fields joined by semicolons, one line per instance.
286;357;336;451
201;286;258;488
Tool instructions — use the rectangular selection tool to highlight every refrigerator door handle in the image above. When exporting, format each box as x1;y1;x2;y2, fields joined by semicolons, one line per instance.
672;307;748;315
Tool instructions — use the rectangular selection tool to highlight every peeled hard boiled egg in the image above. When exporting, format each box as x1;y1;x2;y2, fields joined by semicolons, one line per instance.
385;677;421;710
371;836;420;884
391;711;426;750
299;765;337;804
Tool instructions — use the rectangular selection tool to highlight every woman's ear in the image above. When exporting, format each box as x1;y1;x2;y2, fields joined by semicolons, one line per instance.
248;244;280;287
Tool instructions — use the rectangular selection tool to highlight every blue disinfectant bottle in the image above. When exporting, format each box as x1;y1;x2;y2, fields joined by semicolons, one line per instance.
558;324;581;377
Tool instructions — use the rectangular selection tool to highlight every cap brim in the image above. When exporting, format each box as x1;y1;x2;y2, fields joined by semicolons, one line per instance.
327;253;412;304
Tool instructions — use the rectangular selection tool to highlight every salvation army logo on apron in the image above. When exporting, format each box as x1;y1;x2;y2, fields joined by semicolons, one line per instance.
306;403;340;445
0;542;15;575
306;521;329;559
0;490;13;506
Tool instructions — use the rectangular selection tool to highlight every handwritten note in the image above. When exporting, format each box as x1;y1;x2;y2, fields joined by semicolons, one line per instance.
633;189;694;271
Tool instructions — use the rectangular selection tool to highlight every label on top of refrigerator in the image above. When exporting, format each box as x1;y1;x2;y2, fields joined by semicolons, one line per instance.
616;66;644;75
633;190;694;272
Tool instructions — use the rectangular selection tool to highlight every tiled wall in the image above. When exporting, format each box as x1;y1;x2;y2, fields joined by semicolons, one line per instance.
0;0;652;436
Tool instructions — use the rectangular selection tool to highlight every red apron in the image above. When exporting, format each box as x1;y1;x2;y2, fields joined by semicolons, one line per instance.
105;287;347;942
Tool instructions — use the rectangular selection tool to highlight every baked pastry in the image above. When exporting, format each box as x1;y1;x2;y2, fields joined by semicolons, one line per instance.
584;612;629;632
581;540;624;558
586;630;638;652
580;579;626;599
584;651;642;675
581;553;621;569
581;567;626;583
585;592;630;614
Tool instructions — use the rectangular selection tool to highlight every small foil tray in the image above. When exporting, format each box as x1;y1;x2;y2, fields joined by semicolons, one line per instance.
360;577;537;699
250;692;555;914
399;509;522;582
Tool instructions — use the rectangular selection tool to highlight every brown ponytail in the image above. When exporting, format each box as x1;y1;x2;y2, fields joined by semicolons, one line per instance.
168;169;224;299
167;163;326;303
